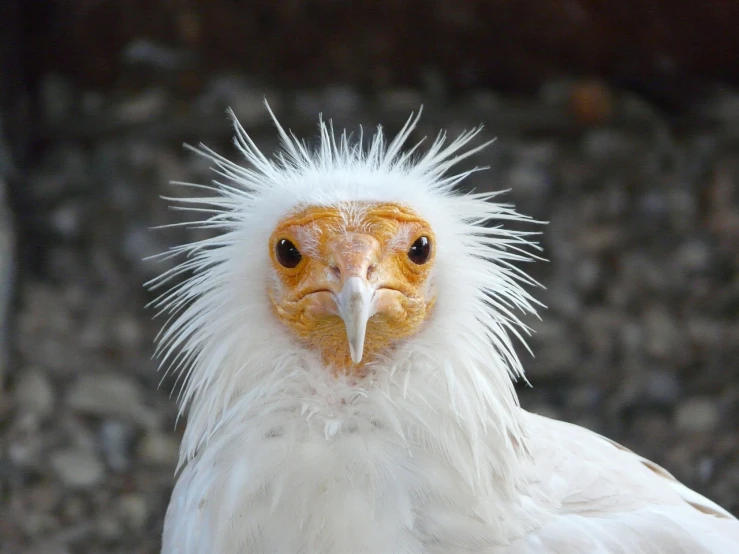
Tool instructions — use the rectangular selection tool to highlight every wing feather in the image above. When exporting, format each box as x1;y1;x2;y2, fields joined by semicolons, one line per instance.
501;412;739;553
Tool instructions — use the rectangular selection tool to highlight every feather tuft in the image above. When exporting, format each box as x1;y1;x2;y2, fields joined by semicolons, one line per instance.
153;105;549;553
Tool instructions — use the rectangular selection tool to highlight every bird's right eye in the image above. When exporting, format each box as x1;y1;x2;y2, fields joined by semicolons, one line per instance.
276;239;302;268
408;236;431;265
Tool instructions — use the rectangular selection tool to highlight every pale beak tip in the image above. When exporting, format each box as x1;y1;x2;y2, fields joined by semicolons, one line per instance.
335;276;375;366
349;344;364;364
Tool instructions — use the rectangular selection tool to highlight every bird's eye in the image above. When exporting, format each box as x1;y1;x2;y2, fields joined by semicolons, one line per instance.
408;236;431;265
275;239;302;268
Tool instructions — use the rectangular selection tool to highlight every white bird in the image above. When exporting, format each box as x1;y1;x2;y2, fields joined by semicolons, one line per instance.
151;106;739;553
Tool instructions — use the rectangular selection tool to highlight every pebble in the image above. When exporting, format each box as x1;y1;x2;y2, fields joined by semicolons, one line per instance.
505;142;555;202
66;373;160;429
13;370;55;419
580;129;633;160
527;318;578;377
96;514;123;540
99;420;137;472
644;306;681;360
29;145;91;200
675;397;721;433
321;85;362;118
137;430;181;466
49;202;83;239
529;402;560;420
40;73;75;123
198;73;275;124
50;448;105;489
644;369;682;405
123;223;167;272
574;257;601;293
122;39;192;72
119;493;150;531
114;88;169;123
676;239;712;273
375;88;424;114
26;542;72;554
568;385;603;411
0;175;13;383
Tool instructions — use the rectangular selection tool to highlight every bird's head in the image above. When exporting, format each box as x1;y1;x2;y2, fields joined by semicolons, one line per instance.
268;202;436;373
151;104;541;441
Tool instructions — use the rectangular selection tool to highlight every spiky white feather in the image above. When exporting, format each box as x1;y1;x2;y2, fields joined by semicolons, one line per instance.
152;105;739;553
151;105;545;551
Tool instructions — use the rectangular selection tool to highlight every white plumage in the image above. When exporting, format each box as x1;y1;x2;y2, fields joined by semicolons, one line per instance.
152;106;739;553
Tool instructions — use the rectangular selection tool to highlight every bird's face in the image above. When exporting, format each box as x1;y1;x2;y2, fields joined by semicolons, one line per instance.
268;201;436;375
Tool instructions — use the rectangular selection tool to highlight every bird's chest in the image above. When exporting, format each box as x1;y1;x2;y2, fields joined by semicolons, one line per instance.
171;415;508;554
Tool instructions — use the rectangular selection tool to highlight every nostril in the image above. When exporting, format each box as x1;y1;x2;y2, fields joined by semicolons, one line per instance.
366;264;377;279
330;265;341;279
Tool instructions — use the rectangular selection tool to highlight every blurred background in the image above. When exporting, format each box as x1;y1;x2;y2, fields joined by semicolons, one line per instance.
1;1;738;552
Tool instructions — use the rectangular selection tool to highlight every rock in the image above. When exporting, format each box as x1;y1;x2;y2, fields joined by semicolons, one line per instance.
49;202;83;239
198;73;276;124
8;435;44;469
26;542;72;554
528;402;560;420
582;308;619;359
675;397;721;433
50;448;105;489
375;88;424;114
13;370;55;419
644;369;682;406
568;385;602;411
114;87;168;123
574;257;601;294
40;73;75;124
569;79;615;126
66;373;160;429
29;144;91;200
644;306;681;360
697;456;715;483
580;129;633;161
99;420;137;472
113;314;143;351
0;138;15;385
123;223;166;273
699;87;739;125
137;430;180;466
505;142;555;202
676;239;712;273
527;318;578;377
119;493;150;531
96;514;123;541
122;39;192;72
321;85;361;118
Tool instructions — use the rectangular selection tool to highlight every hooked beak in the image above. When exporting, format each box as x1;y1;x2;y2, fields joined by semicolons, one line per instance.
334;277;377;364
318;232;382;365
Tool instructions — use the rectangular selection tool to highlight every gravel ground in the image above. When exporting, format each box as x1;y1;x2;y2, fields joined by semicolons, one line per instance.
2;74;738;553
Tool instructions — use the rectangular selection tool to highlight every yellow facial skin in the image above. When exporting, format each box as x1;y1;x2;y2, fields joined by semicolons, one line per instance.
268;202;436;376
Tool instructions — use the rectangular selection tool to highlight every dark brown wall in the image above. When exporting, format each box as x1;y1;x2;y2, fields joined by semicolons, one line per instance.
32;1;739;107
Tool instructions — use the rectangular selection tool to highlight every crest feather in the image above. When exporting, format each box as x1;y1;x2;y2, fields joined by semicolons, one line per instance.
149;103;544;486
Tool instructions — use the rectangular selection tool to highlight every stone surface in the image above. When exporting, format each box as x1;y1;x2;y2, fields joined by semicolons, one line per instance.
3;72;738;553
49;448;106;489
137;430;181;466
13;370;55;418
675;397;721;433
66;373;160;429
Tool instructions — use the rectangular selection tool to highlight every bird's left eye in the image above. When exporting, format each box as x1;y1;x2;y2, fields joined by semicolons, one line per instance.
408;236;431;265
276;239;302;268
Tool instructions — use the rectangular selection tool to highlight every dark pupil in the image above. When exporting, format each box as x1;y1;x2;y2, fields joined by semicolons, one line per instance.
408;236;431;265
276;239;302;268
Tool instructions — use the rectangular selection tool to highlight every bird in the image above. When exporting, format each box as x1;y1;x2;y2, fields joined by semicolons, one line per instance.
150;105;739;553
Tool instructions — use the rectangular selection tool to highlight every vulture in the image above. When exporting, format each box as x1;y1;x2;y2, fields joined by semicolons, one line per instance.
151;106;739;553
